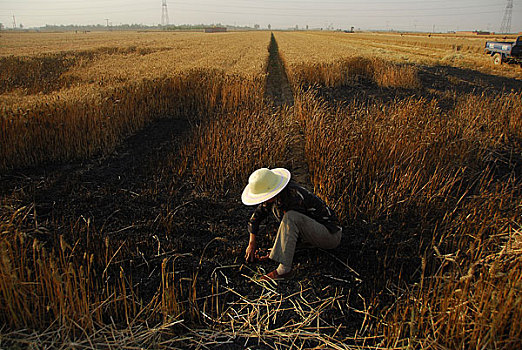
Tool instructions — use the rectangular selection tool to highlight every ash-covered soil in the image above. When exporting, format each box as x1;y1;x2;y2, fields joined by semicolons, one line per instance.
0;110;365;335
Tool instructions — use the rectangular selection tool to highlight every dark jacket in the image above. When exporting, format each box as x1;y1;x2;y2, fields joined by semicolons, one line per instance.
247;180;342;236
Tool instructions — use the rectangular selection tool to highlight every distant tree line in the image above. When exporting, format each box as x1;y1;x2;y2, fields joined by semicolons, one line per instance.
1;23;257;32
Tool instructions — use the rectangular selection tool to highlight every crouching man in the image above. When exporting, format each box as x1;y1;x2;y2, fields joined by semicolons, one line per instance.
242;168;342;281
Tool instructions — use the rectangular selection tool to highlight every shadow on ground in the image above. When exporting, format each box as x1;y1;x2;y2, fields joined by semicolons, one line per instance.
314;63;522;114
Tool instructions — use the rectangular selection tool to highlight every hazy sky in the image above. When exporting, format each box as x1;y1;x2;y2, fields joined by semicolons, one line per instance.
1;0;521;32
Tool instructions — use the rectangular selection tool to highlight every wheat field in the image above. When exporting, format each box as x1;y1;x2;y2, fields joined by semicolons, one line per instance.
1;31;270;170
276;31;522;79
1;30;521;349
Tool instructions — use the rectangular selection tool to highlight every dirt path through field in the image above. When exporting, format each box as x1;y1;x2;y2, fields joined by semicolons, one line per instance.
265;34;294;107
265;34;312;189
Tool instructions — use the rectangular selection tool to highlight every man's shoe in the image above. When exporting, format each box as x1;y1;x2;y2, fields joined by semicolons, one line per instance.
259;269;294;282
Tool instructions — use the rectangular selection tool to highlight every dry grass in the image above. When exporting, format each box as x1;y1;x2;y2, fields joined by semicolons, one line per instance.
202;273;380;349
0;31;277;347
174;33;521;348
273;31;521;347
381;207;522;348
0;31;179;56
1;32;268;93
274;32;422;89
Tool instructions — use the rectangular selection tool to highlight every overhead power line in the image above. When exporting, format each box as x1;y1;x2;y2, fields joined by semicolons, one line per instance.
500;0;513;33
0;9;504;19
161;0;169;26
1;0;520;26
1;2;508;13
0;10;507;21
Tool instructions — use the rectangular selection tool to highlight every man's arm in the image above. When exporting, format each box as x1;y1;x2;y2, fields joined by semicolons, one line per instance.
245;232;257;262
245;203;269;262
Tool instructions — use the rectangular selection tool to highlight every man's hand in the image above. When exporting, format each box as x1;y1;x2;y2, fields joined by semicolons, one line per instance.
255;249;270;262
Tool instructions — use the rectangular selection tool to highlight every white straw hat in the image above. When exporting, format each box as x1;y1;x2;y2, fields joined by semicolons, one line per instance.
241;168;291;206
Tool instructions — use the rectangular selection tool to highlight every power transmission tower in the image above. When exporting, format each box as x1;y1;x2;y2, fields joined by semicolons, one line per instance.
161;0;169;26
12;15;16;29
500;0;513;34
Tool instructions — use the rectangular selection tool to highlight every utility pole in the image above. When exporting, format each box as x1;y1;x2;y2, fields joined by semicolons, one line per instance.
500;0;513;33
161;0;169;26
